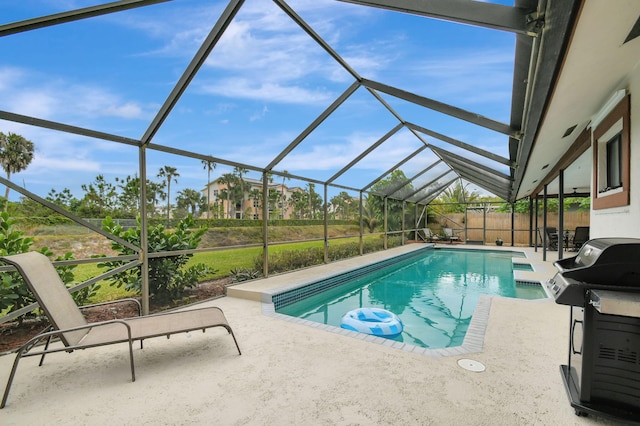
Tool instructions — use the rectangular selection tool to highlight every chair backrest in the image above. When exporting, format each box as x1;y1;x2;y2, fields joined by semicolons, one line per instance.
443;228;453;237
423;228;432;237
573;226;590;244
1;252;88;346
545;227;558;240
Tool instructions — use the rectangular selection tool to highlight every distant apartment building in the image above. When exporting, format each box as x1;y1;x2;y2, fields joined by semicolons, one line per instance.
202;176;303;219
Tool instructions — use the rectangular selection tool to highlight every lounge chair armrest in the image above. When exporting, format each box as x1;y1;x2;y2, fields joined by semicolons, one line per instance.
142;305;228;321
15;319;134;356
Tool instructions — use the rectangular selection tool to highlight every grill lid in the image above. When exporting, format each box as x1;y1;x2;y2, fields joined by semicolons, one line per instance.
549;238;640;306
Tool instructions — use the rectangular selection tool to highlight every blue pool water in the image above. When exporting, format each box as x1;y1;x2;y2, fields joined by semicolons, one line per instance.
276;248;547;349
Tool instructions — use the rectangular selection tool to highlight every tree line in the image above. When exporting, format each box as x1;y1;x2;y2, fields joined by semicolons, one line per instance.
0;133;365;221
3;131;581;225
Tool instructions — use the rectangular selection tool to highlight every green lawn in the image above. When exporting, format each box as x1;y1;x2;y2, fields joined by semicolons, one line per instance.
76;235;377;303
1;234;384;313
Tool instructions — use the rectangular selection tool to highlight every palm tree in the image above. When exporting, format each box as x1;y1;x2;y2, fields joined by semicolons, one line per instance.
248;188;262;219
147;180;166;216
217;173;237;218
361;199;379;233
233;167;248;219
201;159;216;218
436;181;480;213
280;170;290;193
176;188;204;216
157;166;180;220
0;132;34;209
280;170;290;218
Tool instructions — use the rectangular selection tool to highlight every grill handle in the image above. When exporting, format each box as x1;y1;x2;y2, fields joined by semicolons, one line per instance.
571;319;583;355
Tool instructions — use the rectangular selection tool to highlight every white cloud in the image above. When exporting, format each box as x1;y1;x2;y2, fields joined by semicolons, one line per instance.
0;67;152;122
30;155;100;173
250;105;269;122
0;67;23;92
201;78;333;105
131;1;383;103
407;49;514;104
279;129;422;172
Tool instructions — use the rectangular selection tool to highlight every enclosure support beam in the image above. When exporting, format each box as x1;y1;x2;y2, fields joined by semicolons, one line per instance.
534;195;539;252
558;169;565;259
359;191;364;256
324;184;329;263
141;0;244;145
139;146;150;315
266;81;360;171
543;185;548;261
407;122;513;167
401;202;406;245
0;176;138;252
0;0;170;37
483;204;487;245
529;197;534;247
385;160;443;198
327;123;403;184
361;145;428;192
337;0;531;35
384;197;388;250
511;203;515;247
274;0;362;80
262;172;269;278
363;79;515;136
463;205;468;243
415;204;420;241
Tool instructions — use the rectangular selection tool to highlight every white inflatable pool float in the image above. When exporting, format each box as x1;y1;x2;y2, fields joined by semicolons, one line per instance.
340;308;403;338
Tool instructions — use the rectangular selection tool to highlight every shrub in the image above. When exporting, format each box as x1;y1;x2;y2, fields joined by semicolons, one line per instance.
0;212;87;320
253;247;324;274
251;237;402;276
229;267;262;282
0;212;34;313
99;215;214;303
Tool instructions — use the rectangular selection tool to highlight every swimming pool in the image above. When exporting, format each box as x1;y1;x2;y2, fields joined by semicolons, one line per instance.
276;248;546;349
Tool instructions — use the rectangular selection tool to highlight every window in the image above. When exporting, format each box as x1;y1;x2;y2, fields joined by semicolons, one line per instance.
605;133;622;190
213;189;218;197
592;94;630;209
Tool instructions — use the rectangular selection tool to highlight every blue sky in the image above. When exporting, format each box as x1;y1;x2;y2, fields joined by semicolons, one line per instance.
0;0;516;205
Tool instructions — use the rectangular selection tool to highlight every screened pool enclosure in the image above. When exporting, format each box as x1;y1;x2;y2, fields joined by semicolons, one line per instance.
0;0;580;315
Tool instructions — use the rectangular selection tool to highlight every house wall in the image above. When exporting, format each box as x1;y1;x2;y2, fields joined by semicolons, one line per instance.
590;64;640;238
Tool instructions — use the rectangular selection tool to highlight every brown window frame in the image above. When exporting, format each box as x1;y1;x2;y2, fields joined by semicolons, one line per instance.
592;94;630;210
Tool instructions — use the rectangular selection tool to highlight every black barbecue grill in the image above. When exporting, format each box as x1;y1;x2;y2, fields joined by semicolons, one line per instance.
547;238;640;423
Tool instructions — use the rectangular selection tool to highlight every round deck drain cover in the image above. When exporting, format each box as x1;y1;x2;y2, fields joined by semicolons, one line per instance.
457;358;486;372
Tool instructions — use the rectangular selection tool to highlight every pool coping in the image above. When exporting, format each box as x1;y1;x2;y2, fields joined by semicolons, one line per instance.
229;243;555;358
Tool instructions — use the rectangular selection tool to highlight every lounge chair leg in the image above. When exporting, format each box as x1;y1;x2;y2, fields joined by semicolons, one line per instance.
1;349;26;408
227;327;242;355
39;334;53;367
128;340;136;382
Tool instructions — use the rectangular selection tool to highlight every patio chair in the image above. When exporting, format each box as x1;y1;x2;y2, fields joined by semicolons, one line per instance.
544;226;559;250
443;227;460;244
571;226;590;251
0;251;241;409
420;228;439;242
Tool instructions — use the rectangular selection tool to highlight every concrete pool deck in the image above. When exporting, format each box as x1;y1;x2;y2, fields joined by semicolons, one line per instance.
0;244;623;425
